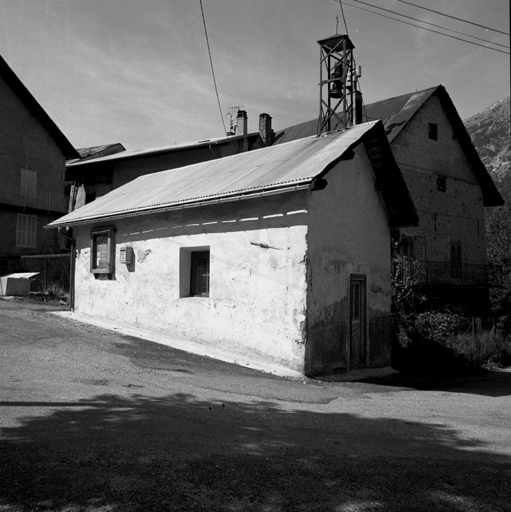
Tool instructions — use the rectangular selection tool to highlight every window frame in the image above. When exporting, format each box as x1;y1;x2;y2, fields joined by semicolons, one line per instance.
90;226;115;274
437;175;447;192
400;236;416;260
450;240;462;279
190;250;210;297
428;122;438;141
16;213;37;248
20;168;37;198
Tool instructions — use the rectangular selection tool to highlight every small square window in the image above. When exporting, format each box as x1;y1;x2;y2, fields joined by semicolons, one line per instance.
437;175;446;192
190;251;210;297
428;123;438;141
16;214;37;248
90;226;115;274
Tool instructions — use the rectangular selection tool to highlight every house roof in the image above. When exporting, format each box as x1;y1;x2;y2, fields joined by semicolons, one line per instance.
66;132;261;168
47;120;418;229
70;143;126;163
274;85;503;206
0;55;78;159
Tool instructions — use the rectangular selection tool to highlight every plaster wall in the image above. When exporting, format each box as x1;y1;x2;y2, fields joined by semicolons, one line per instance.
391;95;487;264
305;145;392;375
72;193;309;372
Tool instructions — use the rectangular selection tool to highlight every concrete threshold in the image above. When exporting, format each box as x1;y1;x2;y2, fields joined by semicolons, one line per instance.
51;311;304;380
315;367;398;382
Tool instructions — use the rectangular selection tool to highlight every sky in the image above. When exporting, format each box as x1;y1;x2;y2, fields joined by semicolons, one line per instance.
0;0;509;150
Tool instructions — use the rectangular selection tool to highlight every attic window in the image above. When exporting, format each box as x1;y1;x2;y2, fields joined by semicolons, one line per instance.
437;175;446;192
428;123;438;141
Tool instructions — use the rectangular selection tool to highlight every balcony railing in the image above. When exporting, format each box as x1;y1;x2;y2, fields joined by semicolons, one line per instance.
0;184;69;213
394;260;502;288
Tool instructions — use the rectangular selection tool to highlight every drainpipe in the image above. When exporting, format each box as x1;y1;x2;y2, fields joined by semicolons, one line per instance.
59;227;75;311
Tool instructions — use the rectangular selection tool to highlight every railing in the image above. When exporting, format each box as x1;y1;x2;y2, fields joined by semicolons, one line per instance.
395;260;502;288
0;184;69;213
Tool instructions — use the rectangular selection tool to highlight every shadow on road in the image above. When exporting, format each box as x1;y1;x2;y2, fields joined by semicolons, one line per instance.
0;393;509;512
359;369;511;397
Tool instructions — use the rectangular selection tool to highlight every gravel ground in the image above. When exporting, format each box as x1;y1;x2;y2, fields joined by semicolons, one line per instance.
0;298;510;512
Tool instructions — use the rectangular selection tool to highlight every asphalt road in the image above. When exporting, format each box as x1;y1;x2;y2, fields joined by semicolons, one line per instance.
0;299;510;512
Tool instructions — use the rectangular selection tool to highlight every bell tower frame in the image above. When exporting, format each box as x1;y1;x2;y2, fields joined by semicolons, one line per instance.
317;34;361;137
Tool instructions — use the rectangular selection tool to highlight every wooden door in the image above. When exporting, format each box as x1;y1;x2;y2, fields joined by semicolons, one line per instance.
350;275;366;370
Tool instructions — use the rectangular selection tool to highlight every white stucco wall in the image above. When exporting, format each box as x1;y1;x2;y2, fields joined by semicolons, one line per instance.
73;193;309;372
305;145;393;375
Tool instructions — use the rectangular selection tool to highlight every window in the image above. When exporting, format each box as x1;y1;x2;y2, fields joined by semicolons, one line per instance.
179;247;210;298
20;168;37;198
400;237;416;260
190;251;210;297
450;241;462;279
437;175;446;192
90;226;115;274
16;214;37;248
428;123;438;141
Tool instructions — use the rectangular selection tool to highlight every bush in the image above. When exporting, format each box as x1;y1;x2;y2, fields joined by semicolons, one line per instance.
392;311;511;375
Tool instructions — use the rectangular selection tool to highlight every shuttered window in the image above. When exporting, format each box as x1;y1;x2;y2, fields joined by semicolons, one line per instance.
20;168;37;198
16;214;37;248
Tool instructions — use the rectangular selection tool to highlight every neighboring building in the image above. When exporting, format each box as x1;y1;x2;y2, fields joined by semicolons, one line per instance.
0;55;78;272
66;111;274;210
48;120;417;376
274;85;504;314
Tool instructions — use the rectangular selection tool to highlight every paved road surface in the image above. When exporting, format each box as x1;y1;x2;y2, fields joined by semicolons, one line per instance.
0;299;510;511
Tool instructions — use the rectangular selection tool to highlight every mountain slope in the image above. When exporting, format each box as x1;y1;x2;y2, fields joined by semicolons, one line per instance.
464;96;510;201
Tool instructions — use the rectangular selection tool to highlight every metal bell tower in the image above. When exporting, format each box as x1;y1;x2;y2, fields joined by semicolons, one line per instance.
317;34;362;136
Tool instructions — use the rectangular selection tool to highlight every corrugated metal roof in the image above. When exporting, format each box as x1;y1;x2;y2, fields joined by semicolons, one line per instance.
67;132;259;168
49;122;379;227
274;86;438;145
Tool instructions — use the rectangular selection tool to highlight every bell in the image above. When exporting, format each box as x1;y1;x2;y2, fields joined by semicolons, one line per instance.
329;82;344;98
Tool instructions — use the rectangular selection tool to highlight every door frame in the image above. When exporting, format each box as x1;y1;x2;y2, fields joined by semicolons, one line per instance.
347;273;367;371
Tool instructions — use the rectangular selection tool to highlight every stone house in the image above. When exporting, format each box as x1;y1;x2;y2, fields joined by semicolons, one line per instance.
65;111;273;211
0;55;78;273
48;120;417;376
274;85;503;314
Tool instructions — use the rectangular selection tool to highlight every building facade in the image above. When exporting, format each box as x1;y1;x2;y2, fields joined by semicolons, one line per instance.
274;86;503;314
48;121;417;375
0;56;77;273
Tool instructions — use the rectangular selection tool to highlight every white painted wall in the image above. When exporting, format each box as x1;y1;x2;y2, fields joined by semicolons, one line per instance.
73;193;309;372
305;145;392;375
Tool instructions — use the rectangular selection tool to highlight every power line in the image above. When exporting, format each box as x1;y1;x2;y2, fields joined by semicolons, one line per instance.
398;0;510;36
199;0;228;136
353;0;509;49
344;2;510;55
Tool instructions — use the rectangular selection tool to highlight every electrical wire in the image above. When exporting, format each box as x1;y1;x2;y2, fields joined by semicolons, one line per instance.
353;0;509;49
199;0;228;136
344;2;510;55
398;0;510;36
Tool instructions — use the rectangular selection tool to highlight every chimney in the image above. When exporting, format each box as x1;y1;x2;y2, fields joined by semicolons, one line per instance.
259;113;273;146
236;110;248;136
